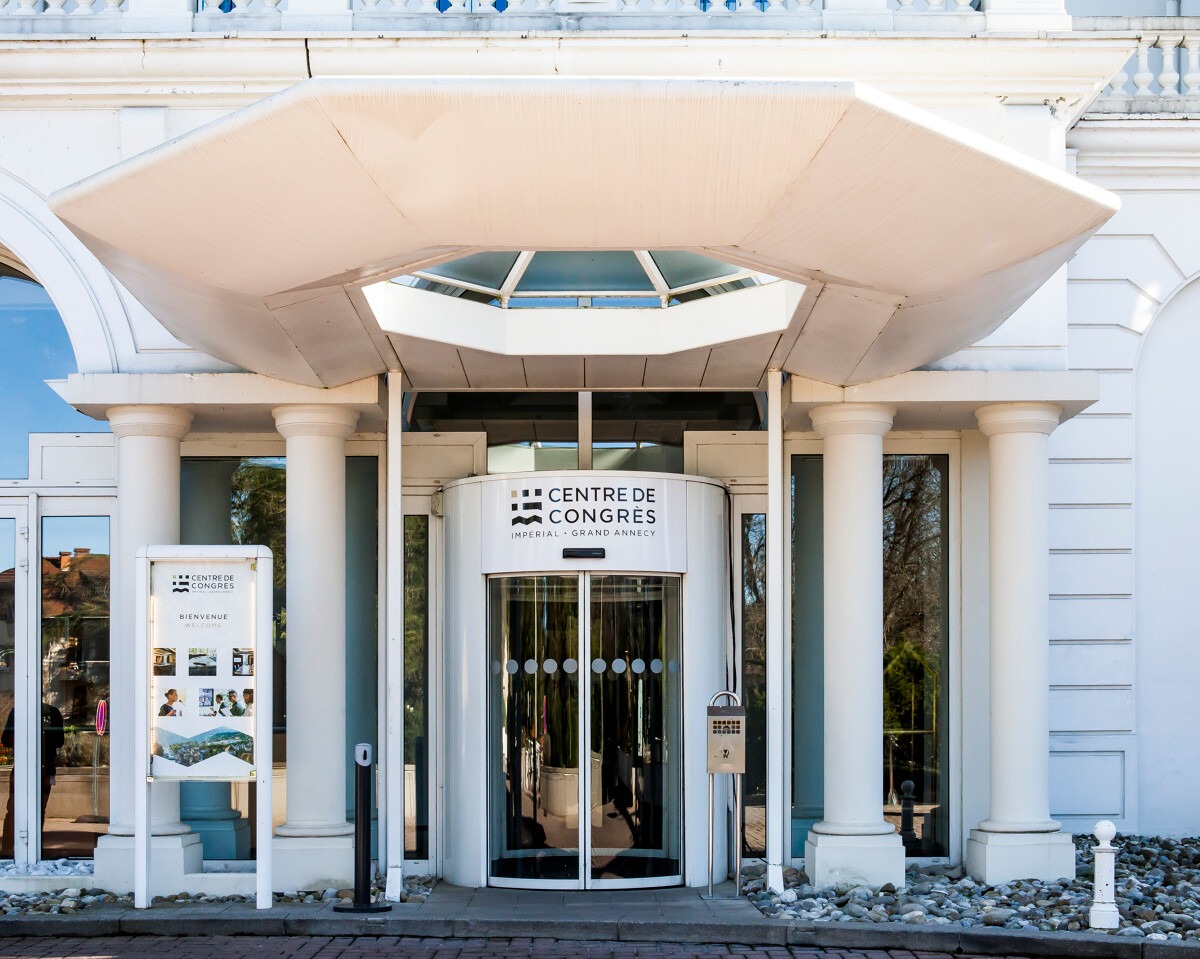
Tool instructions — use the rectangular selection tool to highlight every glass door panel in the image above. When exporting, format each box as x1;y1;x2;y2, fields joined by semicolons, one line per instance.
39;515;110;859
587;575;682;884
488;575;580;883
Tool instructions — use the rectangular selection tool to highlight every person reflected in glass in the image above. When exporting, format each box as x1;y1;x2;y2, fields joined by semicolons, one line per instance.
1;702;65;858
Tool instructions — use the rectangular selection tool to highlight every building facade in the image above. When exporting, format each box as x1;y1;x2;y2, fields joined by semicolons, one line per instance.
0;0;1193;897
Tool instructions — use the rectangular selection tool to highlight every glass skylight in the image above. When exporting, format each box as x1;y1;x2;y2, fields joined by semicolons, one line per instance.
394;250;774;308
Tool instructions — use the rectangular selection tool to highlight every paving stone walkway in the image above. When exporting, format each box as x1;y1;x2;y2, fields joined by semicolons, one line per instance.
0;939;1028;959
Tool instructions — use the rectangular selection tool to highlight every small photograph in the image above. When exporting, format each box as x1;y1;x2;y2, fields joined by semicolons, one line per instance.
157;687;185;717
153;648;176;676
209;691;230;717
242;688;254;718
188;647;217;676
197;687;214;710
226;688;248;717
232;648;254;677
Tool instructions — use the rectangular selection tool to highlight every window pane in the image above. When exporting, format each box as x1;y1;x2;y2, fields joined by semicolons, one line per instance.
790;454;950;859
40;516;110;858
882;455;949;857
0;277;107;480
404;515;430;859
740;513;766;858
790;456;824;856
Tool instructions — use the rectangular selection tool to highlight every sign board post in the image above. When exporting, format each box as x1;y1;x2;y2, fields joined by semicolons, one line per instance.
134;546;273;909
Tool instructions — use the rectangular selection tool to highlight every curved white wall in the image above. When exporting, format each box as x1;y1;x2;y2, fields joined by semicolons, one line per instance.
441;472;728;887
1135;279;1200;836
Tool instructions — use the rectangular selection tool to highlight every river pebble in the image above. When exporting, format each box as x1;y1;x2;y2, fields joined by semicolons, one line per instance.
0;872;436;913
742;834;1200;940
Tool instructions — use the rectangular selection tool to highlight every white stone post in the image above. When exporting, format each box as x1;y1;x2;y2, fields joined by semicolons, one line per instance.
765;369;787;893
1090;820;1120;929
272;404;358;886
966;402;1075;885
804;404;905;890
94;405;204;892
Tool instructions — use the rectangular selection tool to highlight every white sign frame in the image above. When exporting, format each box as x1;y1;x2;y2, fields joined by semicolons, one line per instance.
134;545;273;910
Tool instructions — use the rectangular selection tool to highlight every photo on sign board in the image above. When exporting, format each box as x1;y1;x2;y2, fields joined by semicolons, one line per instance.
157;687;185;717
154;724;253;768
152;647;176;676
188;647;217;676
197;687;214;710
232;648;254;677
208;691;230;717
241;689;253;718
224;689;248;717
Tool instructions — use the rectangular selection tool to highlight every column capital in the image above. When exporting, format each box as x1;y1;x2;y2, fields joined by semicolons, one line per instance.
809;403;895;438
106;405;193;440
272;404;359;440
975;402;1061;438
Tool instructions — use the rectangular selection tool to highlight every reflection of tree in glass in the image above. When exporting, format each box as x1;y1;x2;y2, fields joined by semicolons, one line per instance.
231;460;286;589
230;458;287;733
41;548;111;767
880;455;947;856
740;515;766;806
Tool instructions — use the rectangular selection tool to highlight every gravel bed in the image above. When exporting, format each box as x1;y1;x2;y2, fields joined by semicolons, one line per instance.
0;873;436;915
744;834;1200;941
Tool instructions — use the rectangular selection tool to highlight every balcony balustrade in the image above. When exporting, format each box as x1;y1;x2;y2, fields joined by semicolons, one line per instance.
1084;21;1200;112
0;0;992;34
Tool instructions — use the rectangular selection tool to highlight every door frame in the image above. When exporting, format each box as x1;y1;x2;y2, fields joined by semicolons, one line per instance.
0;496;31;867
486;570;685;891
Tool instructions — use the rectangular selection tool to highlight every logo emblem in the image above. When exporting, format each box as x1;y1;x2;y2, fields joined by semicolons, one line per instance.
172;575;191;593
511;488;543;525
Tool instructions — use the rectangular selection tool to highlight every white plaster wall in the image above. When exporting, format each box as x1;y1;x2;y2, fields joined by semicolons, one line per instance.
1054;125;1200;835
1133;279;1200;836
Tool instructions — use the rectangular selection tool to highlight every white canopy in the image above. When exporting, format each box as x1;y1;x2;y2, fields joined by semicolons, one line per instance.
49;76;1118;389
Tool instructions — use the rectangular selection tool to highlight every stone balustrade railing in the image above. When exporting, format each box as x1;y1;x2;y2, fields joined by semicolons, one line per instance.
0;0;993;32
1085;21;1200;112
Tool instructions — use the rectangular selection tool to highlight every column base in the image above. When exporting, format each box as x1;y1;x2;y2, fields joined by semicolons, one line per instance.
273;835;355;889
184;816;252;860
93;832;204;896
965;829;1075;885
804;830;905;890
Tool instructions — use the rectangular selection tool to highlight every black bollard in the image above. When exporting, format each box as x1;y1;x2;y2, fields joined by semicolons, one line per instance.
334;743;391;913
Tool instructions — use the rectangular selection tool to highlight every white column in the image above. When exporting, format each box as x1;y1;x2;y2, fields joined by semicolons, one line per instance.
764;370;787;893
94;406;204;893
966;402;1074;884
804;403;904;890
383;375;406;900
272;405;358;886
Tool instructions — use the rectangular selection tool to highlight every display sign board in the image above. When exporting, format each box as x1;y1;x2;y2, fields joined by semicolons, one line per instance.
147;557;260;781
134;546;273;911
480;474;688;573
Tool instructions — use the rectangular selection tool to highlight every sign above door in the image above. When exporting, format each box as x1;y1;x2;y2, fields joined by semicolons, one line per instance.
475;472;693;574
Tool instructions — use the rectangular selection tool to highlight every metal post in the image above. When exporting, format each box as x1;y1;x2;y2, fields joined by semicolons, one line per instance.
733;773;743;896
335;744;391;913
704;691;744;900
707;772;715;899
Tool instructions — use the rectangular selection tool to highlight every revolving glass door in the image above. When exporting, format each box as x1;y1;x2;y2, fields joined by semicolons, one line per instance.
488;573;682;888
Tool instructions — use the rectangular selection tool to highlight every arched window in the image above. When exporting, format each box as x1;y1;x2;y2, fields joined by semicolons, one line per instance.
0;274;107;480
